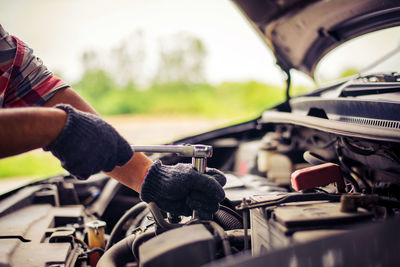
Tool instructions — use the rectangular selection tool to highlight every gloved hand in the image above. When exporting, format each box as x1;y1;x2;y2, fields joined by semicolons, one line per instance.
44;104;133;179
140;160;226;217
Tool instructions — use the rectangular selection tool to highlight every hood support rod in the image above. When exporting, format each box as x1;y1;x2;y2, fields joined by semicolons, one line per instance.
283;68;291;112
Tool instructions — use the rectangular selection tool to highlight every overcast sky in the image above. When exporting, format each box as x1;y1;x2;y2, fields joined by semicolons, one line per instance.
1;0;398;87
1;0;290;86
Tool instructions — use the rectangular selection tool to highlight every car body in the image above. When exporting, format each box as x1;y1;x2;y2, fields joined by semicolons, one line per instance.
1;0;400;266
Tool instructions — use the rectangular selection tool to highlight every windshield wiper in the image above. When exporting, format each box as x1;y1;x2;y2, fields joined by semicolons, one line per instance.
340;82;400;97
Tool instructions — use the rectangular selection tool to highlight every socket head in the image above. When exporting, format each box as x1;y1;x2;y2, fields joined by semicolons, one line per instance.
191;144;213;158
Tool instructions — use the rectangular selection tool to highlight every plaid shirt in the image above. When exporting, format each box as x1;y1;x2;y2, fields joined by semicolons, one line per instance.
0;24;68;107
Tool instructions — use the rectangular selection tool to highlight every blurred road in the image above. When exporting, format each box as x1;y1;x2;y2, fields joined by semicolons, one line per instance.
105;114;231;145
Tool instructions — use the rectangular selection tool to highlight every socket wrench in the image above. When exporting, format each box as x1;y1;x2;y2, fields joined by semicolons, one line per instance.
131;144;213;220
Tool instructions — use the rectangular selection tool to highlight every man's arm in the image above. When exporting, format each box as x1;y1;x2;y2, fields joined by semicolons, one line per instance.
0;25;225;217
42;86;153;192
0;87;226;217
0;107;67;157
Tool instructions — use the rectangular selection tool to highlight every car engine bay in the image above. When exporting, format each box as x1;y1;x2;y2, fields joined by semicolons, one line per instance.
1;75;400;266
2;0;400;265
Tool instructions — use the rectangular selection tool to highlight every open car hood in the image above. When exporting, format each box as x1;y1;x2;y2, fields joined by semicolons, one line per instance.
232;0;400;77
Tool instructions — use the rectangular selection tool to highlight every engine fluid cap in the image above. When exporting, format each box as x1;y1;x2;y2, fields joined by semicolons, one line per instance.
291;163;345;192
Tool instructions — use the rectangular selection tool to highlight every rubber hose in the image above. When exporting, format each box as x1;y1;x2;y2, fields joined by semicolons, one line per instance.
208;221;232;256
132;230;157;261
97;234;136;267
214;207;243;230
303;151;327;165
106;202;148;250
147;202;181;230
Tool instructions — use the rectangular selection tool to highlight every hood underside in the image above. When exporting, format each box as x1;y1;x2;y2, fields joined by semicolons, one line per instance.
232;0;400;77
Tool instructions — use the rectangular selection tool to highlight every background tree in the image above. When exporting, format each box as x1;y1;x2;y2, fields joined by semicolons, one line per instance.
110;31;146;86
153;33;207;84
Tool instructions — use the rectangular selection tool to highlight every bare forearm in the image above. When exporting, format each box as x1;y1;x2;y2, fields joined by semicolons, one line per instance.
0;107;66;158
105;152;153;192
43;87;98;114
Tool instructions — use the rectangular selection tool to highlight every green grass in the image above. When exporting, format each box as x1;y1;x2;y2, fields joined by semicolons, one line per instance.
0;150;65;179
73;76;293;118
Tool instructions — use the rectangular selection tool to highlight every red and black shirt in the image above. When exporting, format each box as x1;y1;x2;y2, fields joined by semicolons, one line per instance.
0;24;68;107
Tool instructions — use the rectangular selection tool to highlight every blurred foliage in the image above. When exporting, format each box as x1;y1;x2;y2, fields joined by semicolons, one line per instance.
339;67;359;78
72;32;310;119
73;78;292;119
154;33;207;84
317;67;360;84
0;151;64;179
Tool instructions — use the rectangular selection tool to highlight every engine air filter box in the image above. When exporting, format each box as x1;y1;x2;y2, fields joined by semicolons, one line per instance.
139;224;215;267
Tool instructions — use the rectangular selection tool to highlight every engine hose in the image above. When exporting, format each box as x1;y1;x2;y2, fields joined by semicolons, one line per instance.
147;202;182;230
335;143;361;192
97;234;136;267
303;151;328;165
208;221;232;256
131;230;157;261
214;206;243;230
105;202;148;250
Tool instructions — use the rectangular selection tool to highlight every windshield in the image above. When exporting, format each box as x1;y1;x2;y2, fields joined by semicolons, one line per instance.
314;26;400;85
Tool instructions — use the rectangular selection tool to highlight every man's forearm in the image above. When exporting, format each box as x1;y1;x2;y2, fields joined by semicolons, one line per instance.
0;107;67;158
43;87;153;192
43;86;98;114
105;152;153;192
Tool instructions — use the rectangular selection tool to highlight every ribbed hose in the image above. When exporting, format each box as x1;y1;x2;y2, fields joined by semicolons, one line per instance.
213;206;243;230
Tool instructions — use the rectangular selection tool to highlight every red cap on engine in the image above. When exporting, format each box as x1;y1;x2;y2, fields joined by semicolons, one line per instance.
291;163;345;192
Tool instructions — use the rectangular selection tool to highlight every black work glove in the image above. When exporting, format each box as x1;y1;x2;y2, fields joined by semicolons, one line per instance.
44;104;133;180
140;160;226;217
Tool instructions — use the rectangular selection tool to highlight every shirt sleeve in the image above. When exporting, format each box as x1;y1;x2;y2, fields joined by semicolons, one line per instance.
0;24;69;108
